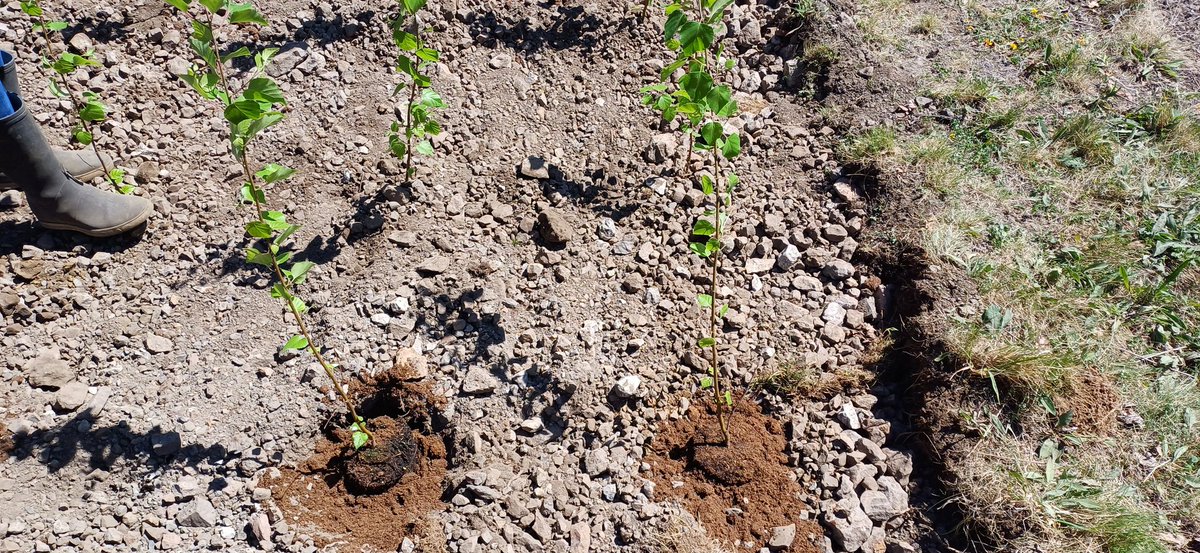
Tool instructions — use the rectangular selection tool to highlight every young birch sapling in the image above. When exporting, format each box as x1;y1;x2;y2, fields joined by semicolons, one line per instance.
642;0;742;445
19;0;131;193
389;0;445;180
161;0;373;449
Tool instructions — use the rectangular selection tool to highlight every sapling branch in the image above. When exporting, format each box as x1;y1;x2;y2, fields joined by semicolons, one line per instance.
388;0;444;181
21;0;129;193
163;0;373;448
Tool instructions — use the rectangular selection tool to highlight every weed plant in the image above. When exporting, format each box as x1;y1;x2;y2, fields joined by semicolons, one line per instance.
19;0;130;193
162;0;372;448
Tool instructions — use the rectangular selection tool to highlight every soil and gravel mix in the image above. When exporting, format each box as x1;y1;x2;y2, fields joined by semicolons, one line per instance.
0;0;928;551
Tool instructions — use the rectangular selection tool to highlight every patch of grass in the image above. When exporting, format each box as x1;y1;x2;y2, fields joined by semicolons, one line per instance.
1112;8;1183;81
1052;114;1114;167
840;127;897;168
913;13;938;35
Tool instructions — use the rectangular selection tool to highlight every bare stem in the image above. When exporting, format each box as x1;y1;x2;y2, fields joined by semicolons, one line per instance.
33;11;118;190
709;152;730;445
202;11;372;444
641;0;652;20
401;14;420;181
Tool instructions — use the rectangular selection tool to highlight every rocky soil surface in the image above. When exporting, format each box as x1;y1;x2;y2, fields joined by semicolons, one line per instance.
0;0;924;551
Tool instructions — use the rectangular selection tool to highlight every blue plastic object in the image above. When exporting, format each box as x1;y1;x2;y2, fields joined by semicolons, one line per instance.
0;81;13;118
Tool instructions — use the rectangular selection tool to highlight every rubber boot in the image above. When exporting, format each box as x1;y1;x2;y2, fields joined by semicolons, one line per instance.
0;93;152;237
0;49;110;191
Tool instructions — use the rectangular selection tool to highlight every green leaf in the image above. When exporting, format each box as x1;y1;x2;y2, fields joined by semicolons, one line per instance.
227;2;268;25
108;168;126;186
246;221;273;238
240;182;265;205
281;335;309;353
352;430;370;450
255;47;279;71
677;21;715;56
163;0;191;11
47;80;67;98
73;128;93;145
723;391;733;405
44;21;68;31
79;99;107;122
719;304;729;318
415;47;440;62
698;337;715;348
401;0;427;14
243;77;286;105
393;30;419;51
700;377;713;389
680;70;714;103
700;122;723;148
287;261;316;284
222;46;252;62
700;174;714;195
692;219;716;236
256;163;295;183
697;294;713;307
244;247;274;267
721;132;742;159
197;0;223;13
689;242;710;258
663;10;687;43
415;140;434;156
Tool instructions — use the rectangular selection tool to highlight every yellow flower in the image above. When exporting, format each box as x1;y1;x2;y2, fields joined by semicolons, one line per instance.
984;39;995;48
1009;42;1019;50
1031;7;1040;16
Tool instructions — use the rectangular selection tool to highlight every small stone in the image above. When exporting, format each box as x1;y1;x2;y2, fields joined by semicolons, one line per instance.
0;190;24;208
176;499;218;528
776;244;801;270
518;417;543;433
416;256;450;275
538;209;574;244
746;257;774;274
23;352;74;390
160;532;183;549
489;53;513;69
767;524;796;550
249;512;271;545
569;522;591;553
822;303;847;326
520;156;551;180
53;381;89;412
370;313;392;327
821;259;855;280
145;334;174;354
824;504;872;552
68;32;93;53
597;218;618;241
461;367;499;395
837;403;861;430
613;375;641;398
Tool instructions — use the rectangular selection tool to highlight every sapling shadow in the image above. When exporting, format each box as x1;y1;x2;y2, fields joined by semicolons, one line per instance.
642;0;742;445
161;0;373;449
19;0;131;193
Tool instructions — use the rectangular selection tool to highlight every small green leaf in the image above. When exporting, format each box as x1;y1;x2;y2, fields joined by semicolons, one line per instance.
698;337;715;348
722;132;742;159
227;2;268;25
244;247;274;267
163;0;191;11
700;377;713;389
222;46;252;62
45;21;68;31
246;221;273;238
697;294;713;308
287;261;316;284
352;430;370;450
700;174;714;195
723;391;733;405
415;140;435;156
256;163;295;183
281;334;308;352
73;128;93;145
719;304;729;318
692;219;716;236
197;0;223;13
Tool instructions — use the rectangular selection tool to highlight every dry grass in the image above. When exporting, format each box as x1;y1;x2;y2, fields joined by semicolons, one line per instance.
647;514;729;553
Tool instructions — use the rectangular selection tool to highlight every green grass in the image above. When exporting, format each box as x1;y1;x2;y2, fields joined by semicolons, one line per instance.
855;1;1200;550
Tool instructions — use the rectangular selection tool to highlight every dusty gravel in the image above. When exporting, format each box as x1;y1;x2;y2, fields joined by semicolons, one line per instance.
0;0;923;551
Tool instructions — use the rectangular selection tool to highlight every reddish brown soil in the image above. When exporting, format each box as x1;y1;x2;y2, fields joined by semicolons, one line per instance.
267;362;448;551
646;397;821;552
0;432;13;461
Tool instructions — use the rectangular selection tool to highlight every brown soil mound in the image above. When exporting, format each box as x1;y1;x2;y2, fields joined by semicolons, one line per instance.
646;397;821;551
1055;369;1118;434
268;363;448;551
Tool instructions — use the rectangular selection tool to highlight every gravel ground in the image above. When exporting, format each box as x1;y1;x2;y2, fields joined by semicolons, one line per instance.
0;0;922;551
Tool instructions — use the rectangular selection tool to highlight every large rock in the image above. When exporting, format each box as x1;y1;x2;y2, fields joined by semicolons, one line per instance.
767;523;796;550
822;259;856;280
461;367;499;395
824;504;872;552
24;352;74;390
861;476;908;522
538;209;574;244
53;381;89;412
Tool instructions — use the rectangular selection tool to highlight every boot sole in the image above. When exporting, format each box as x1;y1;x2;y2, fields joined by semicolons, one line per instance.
38;203;153;238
